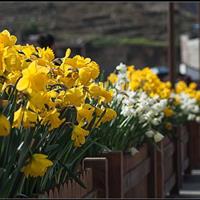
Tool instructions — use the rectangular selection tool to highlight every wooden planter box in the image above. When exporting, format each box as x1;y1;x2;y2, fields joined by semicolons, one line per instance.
101;144;155;198
40;168;98;198
187;121;200;170
37;157;108;199
37;126;193;199
155;135;180;198
179;124;190;175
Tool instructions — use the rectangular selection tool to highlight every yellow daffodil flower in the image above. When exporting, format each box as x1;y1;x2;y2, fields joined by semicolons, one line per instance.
41;109;65;131
77;104;95;123
164;107;174;117
13;107;38;128
71;124;89;147
21;153;53;177
0;114;10;136
16;61;49;92
165;122;173;130
64;87;85;107
0;29;17;47
100;108;117;123
107;73;118;84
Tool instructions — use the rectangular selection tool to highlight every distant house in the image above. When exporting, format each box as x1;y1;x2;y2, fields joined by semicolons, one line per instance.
180;34;200;81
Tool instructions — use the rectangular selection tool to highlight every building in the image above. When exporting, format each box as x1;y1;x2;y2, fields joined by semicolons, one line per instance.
180;34;200;81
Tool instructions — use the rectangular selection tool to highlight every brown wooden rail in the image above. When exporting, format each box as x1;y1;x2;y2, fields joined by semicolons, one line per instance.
187;121;200;170
40;168;97;198
102;144;155;198
155;134;180;198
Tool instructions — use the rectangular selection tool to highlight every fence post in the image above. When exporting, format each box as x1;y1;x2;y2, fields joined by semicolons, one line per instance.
155;141;165;198
83;157;109;198
170;127;181;196
148;145;158;197
198;3;200;80
168;2;176;86
104;152;123;198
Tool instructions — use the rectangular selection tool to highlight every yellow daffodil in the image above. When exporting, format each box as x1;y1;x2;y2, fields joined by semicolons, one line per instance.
21;153;53;177
107;73;118;84
164;107;174;117
0;29;17;47
175;81;187;94
64;87;85;107
165;122;173;130
28;91;55;112
0;44;5;75
0;30;117;152
13;107;38;128
100;108;117;123
88;83;102;98
16;61;49;92
93;108;117;127
58;70;79;88
37;47;55;62
78;65;99;85
0;114;10;136
64;55;91;69
71;124;89;147
3;47;22;72
6;71;21;85
100;89;113;103
127;67;172;99
77;104;95;123
175;81;200;103
88;82;113;103
41;109;65;131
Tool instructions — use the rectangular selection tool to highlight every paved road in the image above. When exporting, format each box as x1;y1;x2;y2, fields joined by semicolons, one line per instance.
169;170;200;198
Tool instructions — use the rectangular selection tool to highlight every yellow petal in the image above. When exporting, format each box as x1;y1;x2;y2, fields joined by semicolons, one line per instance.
28;61;37;74
0;114;10;136
16;77;30;91
65;48;71;58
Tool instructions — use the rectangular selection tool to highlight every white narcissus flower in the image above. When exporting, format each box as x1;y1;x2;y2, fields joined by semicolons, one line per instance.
192;105;199;113
119;89;167;128
188;114;196;121
154;132;164;143
115;93;124;102
196;116;200;122
174;92;200;121
144;112;154;121
136;105;145;114
121;106;133;117
145;130;155;138
152;118;160;126
130;146;139;156
116;62;127;73
127;91;137;98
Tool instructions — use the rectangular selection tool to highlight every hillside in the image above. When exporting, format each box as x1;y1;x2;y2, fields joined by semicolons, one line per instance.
0;2;196;47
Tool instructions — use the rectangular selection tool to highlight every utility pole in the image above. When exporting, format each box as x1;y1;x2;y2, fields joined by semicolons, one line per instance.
198;3;200;81
168;2;175;86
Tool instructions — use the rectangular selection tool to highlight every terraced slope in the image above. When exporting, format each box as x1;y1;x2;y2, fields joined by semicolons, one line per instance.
0;2;196;46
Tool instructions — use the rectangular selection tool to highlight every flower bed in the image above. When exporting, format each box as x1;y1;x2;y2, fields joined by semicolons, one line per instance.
0;30;116;198
1;29;200;198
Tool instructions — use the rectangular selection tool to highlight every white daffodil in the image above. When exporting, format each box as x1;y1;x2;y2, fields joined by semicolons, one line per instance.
154;132;164;143
130;146;139;156
145;130;155;138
